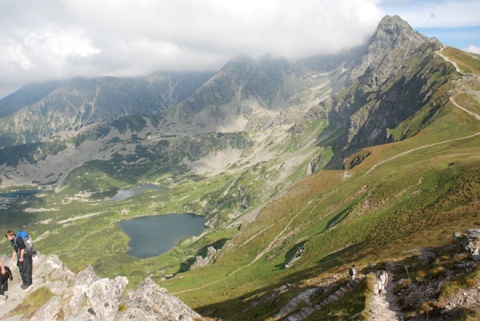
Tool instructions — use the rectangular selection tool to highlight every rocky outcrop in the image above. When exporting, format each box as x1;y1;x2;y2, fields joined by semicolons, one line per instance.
190;246;219;269
465;228;480;261
0;253;203;321
350;15;430;82
116;278;201;321
384;231;480;320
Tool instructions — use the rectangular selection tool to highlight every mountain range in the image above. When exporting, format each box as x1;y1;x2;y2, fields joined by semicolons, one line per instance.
0;15;479;320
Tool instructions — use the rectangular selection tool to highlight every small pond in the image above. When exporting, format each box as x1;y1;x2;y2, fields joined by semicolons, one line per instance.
0;190;38;198
110;184;166;201
117;213;205;258
0;190;38;210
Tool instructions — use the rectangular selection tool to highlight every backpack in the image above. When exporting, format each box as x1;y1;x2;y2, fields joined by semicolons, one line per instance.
14;230;35;255
349;267;355;276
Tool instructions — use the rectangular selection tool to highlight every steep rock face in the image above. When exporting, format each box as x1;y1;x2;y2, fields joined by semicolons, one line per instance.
170;54;322;132
350;15;429;82
0;254;202;321
325;15;453;166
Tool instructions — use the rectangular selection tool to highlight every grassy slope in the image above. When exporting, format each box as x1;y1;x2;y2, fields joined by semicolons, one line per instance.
159;52;480;320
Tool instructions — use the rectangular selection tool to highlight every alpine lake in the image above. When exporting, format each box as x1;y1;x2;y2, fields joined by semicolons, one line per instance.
113;185;206;258
117;213;206;258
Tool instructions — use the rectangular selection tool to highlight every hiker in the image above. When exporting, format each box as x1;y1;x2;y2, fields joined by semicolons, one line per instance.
5;230;33;290
375;270;388;295
349;265;356;283
0;260;12;300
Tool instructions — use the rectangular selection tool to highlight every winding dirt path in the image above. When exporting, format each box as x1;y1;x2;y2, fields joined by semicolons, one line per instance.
369;270;403;321
364;91;480;177
449;91;480;120
436;46;461;74
363;130;480;177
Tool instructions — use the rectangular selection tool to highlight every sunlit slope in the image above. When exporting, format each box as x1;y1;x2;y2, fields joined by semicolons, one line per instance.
441;46;480;76
163;56;480;318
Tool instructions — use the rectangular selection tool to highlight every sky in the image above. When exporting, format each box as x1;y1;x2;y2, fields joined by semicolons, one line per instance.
0;0;479;99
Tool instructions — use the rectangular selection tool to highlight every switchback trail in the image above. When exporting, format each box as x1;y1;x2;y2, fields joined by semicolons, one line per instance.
364;91;480;177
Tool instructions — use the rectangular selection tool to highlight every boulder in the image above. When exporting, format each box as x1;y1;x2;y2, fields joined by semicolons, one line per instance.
190;246;218;269
115;277;202;321
85;276;129;321
465;229;480;261
419;247;437;263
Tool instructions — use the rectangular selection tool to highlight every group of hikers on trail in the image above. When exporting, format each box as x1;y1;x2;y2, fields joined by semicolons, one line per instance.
349;265;389;295
0;229;36;300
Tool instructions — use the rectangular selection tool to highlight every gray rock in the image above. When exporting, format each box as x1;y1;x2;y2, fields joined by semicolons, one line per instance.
190;246;218;269
453;231;462;240
64;306;97;321
419;247;437;262
67;283;88;316
0;253;204;321
115;277;202;321
85;276;129;321
30;296;62;321
74;265;100;287
24;254;73;295
465;229;480;261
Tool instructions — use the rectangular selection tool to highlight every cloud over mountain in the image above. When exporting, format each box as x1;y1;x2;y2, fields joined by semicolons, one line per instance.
0;0;384;98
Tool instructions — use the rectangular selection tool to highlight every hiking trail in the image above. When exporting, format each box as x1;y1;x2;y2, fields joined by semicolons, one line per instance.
364;87;480;177
274;278;363;320
369;266;403;321
436;46;461;74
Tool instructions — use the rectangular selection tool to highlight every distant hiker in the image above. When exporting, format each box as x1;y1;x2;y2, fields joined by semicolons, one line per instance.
5;230;33;290
375;270;388;295
0;260;12;300
349;265;356;283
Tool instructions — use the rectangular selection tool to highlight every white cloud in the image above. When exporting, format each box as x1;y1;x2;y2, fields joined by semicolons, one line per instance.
466;45;480;54
0;0;386;98
1;0;480;98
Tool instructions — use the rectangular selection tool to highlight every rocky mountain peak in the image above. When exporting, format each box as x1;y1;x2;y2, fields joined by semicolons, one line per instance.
372;15;429;50
348;15;431;82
